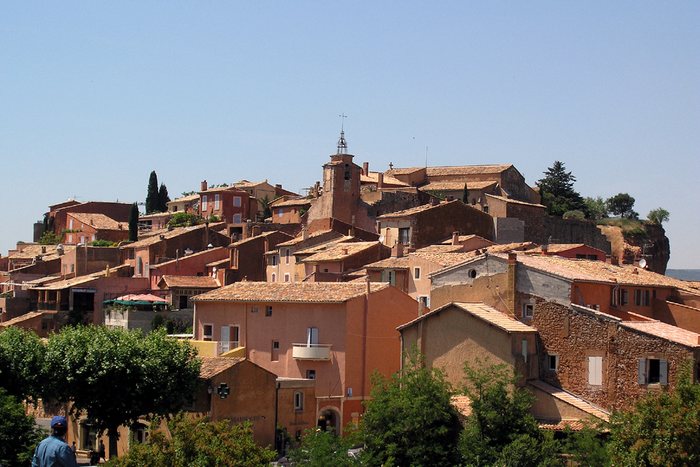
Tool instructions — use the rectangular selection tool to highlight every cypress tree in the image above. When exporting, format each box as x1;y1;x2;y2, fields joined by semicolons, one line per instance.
145;171;159;214
157;183;170;212
128;203;139;242
462;183;469;204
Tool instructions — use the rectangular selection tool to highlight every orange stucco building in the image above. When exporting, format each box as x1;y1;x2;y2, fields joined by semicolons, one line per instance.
191;281;419;434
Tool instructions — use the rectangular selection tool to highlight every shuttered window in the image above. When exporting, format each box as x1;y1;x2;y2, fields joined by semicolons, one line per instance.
638;358;668;385
588;356;603;385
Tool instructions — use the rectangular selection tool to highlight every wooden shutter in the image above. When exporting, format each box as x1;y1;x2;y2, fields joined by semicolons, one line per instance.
638;358;647;385
659;359;668;385
589;356;602;385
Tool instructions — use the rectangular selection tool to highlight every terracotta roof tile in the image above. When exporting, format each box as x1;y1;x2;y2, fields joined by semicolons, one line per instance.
121;223;224;249
377;200;458;219
425;164;512;176
0;311;51;327
169;194;200;203
151;247;228;268
199;356;244;379
622;321;700;348
360;173;410;187
386;167;424;176
32;265;131;291
270;198;312;208
419;180;497;191
484;193;545;208
417;244;466;253
69;213;124;230
301;242;379;263
528;380;610;421
276;230;343;248
293;236;355;256
160;275;220;289
366;252;477;270
399;302;536;333
193;281;388;303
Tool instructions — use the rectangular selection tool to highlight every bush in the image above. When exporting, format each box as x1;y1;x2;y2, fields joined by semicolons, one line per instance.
647;208;670;225
0;388;45;466
562;210;585;220
167;212;202;228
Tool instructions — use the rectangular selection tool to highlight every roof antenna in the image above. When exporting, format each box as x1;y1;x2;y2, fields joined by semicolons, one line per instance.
337;113;348;154
425;146;428;168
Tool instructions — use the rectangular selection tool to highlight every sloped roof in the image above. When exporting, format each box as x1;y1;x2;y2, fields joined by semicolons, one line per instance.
199;356;245;379
0;311;51;327
32;265;131;291
426;164;512;176
360;172;410;187
168;194;200;203
528;380;610;421
68;213;124;230
270;198;312;208
386;167;425;176
301;242;379;263
276;230;344;248
377;200;458;220
484;193;545;208
121;223;223;249
366;252;477;270
193;281;389;303
160;275;220;289
419;180;497;191
293;236;356;256
416;244;466;254
398;302;536;333
622;320;700;348
150;247;227;269
231;230;292;247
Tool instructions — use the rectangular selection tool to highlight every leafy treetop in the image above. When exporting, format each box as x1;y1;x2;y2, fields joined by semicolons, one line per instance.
537;161;586;217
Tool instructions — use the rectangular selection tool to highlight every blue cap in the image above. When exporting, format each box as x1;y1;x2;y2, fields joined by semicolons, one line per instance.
51;416;67;429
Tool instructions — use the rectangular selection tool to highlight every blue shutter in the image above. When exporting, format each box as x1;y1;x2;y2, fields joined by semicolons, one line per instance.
660;359;668;385
638;358;646;385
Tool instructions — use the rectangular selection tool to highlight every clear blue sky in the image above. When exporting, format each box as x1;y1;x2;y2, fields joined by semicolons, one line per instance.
1;2;698;268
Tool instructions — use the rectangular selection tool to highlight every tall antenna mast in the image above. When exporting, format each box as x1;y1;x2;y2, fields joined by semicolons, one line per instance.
337;113;348;154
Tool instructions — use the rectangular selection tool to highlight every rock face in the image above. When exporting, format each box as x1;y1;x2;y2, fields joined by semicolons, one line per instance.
599;223;670;274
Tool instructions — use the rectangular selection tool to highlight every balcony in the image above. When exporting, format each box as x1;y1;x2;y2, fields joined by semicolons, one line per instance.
292;343;332;361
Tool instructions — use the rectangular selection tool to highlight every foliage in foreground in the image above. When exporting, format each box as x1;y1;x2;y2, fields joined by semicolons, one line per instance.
0;388;45;467
0;326;45;401
460;361;561;466
361;353;462;467
289;428;359;467
107;416;276;467
167;211;203;228
647;207;670;225
608;362;700;466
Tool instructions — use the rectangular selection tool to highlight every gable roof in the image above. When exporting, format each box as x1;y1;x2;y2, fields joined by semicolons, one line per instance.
0;311;52;328
300;241;380;263
418;180;498;192
270;198;313;208
425;164;512;177
231;230;292;247
377;200;459;220
398;302;536;333
120;223;224;249
32;264;131;291
484;193;545;208
366;251;477;270
159;275;220;289
193;281;389;304
68;212;124;230
150;247;228;269
199;356;245;379
276;230;344;248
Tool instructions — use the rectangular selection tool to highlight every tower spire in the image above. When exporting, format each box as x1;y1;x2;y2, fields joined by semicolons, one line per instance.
337;113;348;154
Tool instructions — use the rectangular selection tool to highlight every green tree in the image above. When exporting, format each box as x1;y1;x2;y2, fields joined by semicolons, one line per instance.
647;207;670;225
0;388;45;467
606;193;636;219
167;212;202;229
584;196;609;220
157;183;170;212
145;171;159;214
608;362;700;466
537;161;585;216
108;416;276;467
562;426;609;467
361;353;462;466
260;195;273;221
562;209;585;220
289;428;359;467
0;327;45;401
460;361;561;466
43;326;200;459
38;230;61;245
128;203;139;242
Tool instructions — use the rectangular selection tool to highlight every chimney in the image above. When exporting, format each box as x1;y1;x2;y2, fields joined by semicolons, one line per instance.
275;184;282;190
41;246;47;254
507;252;517;317
418;299;425;316
611;255;619;266
391;242;404;258
342;248;349;256
314;181;321;198
377;173;384;189
201;180;208;192
452;232;460;246
302;225;309;241
362;162;369;176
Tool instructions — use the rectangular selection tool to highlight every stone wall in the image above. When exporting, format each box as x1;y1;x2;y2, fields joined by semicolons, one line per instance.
540;216;612;253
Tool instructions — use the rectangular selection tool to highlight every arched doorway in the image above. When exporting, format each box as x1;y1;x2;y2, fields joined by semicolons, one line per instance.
317;407;341;434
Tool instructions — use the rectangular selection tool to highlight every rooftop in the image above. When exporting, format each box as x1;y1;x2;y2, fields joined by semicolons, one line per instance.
622;320;700;348
360;172;410;187
301;241;380;263
168;194;200;203
150;247;227;269
31;265;131;291
425;164;512;177
193;281;389;303
484;193;545;208
398;302;536;333
270;197;312;208
231;230;292;247
366;251;477;270
418;180;497;192
199;356;244;379
528;380;610;422
121;223;223;249
159;275;220;289
0;311;52;328
68;212;124;230
377;200;458;220
293;236;355;256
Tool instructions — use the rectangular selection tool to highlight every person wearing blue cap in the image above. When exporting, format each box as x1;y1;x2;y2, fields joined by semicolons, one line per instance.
31;415;78;467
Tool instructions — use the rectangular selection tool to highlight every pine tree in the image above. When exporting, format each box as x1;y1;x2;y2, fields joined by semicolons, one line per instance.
145;171;159;214
157;183;170;212
537;161;585;217
128;203;139;242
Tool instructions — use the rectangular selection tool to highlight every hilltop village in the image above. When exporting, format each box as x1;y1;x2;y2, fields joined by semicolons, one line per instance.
2;132;700;457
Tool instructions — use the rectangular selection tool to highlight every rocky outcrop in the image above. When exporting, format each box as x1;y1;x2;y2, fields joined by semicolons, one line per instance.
598;223;670;274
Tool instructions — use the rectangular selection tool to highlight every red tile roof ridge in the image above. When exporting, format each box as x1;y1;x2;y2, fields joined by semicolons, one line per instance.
192;281;389;303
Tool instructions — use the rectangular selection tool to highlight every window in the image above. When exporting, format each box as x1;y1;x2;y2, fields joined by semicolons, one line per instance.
381;270;396;286
67;234;73;243
620;288;629;305
214;194;220;210
306;369;316;380
294;391;304;411
271;255;277;266
271;273;276;282
285;249;290;264
398;227;410;245
522;303;534;319
588;356;603;386
419;296;430;308
69;218;74;230
70;264;75;273
201;195;208;211
414;267;421;280
638;358;668;385
233;196;241;207
202;324;213;341
483;205;489;214
548;354;559;372
467;269;477;279
635;289;651;306
232;325;240;348
521;339;528;362
284;273;290;283
233;214;242;224
265;305;273;317
271;340;280;362
307;327;319;346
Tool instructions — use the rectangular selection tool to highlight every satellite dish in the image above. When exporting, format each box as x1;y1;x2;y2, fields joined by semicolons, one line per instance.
639;258;647;269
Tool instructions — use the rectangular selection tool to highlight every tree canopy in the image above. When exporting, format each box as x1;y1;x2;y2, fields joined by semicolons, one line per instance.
43;326;201;459
145;171;159;214
128;203;139;242
647;207;670;225
537;161;585;217
0;388;45;467
361;353;462;466
157;183;170;212
583;196;608;221
108;416;276;467
0;327;45;401
606;193;637;219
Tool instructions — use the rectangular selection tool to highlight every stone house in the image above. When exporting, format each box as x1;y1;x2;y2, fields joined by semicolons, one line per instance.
299;241;390;283
228;231;294;283
270;197;312;224
198;181;254;224
265;230;346;283
63;213;130;245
